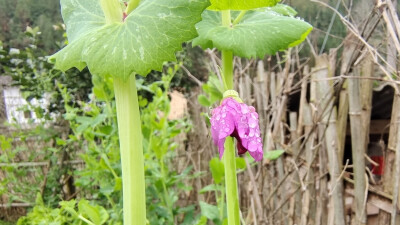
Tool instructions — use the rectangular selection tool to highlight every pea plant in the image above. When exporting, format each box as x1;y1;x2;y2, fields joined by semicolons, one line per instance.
49;0;208;224
49;0;311;224
192;1;312;224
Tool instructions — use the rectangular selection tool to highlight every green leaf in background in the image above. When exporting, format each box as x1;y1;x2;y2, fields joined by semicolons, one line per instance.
265;149;285;160
193;8;313;58
199;184;219;193
50;0;209;79
202;74;224;104
198;94;211;107
78;199;109;225
195;216;208;225
208;0;280;10
199;201;220;221
209;157;225;184
235;157;246;170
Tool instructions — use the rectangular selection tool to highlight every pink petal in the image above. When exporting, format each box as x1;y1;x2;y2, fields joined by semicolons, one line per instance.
210;97;264;161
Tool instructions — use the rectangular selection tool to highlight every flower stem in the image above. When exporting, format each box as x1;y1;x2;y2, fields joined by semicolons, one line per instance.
113;75;146;225
221;9;240;225
221;10;233;91
224;137;240;225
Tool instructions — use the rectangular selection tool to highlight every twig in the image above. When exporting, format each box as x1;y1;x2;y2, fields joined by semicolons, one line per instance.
0;160;85;167
180;65;203;87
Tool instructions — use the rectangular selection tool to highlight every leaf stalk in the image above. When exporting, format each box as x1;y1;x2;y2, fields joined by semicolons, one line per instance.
113;75;146;225
100;0;123;23
221;9;240;225
126;0;141;15
232;10;247;26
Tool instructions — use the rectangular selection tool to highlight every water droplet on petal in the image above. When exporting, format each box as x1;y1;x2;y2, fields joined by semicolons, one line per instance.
249;118;257;128
248;140;257;151
249;129;255;137
241;105;249;114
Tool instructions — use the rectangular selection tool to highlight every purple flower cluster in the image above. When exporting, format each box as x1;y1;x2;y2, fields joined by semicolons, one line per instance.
210;97;263;161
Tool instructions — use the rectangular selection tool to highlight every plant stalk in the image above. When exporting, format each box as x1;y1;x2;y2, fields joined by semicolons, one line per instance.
232;10;247;25
221;10;233;91
113;75;146;225
224;137;240;225
126;0;141;15
221;9;239;225
100;0;122;23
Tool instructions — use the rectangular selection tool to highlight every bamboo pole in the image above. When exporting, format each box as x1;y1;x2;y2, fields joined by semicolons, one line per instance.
391;106;400;225
313;54;346;225
297;65;310;137
348;69;367;225
256;61;266;133
289;112;302;224
300;103;317;225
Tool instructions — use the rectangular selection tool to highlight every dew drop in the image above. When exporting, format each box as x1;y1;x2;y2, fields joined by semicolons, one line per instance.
249;118;257;128
123;49;127;60
241;105;249;114
139;47;144;60
249;129;255;137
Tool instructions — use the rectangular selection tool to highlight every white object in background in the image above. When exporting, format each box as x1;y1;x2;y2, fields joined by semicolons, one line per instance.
3;87;37;124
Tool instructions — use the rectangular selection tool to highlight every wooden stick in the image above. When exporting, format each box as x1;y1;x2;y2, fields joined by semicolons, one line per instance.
313;55;346;225
348;71;367;225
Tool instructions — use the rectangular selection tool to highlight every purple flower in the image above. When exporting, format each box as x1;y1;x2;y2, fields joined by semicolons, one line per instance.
210;97;263;161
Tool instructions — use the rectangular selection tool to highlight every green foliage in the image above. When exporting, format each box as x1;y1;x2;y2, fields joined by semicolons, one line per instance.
1;26;93;116
265;149;285;160
208;0;280;10
0;125;68;208
193;6;313;58
140;65;197;224
13;64;197;224
50;0;209;79
197;74;224;107
0;0;63;51
17;193;112;225
209;158;225;184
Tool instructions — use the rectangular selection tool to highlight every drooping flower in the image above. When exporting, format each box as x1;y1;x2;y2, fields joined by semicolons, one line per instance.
210;92;263;161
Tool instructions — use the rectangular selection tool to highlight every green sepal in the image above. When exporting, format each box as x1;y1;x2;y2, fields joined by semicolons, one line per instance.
222;90;242;103
49;0;209;79
193;8;313;58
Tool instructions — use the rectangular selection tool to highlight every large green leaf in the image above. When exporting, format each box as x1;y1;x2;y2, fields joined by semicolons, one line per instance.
193;9;313;58
50;0;209;79
208;0;280;10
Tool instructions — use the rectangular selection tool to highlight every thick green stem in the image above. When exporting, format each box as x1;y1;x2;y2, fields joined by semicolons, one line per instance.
221;9;239;225
232;10;247;25
224;137;240;225
113;75;146;225
222;50;234;90
221;10;234;91
126;0;141;15
100;0;122;23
